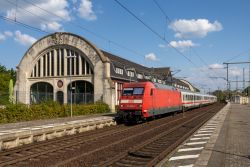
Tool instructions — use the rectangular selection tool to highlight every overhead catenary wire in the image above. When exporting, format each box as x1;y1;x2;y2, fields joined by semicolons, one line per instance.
6;0;186;71
27;0;176;63
3;0;219;91
152;0;217;69
225;49;250;63
0;15;49;34
113;0;197;67
152;0;211;68
153;0;171;23
3;0;150;63
114;0;219;91
152;0;234;91
2;0;178;76
6;0;148;59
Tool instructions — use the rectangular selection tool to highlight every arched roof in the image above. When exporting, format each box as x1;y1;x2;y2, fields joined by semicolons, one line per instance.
17;32;108;68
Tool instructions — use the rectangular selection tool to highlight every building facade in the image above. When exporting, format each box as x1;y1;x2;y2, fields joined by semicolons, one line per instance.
15;32;191;112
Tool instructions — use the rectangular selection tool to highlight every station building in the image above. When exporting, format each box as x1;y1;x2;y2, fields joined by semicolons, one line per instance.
14;32;192;111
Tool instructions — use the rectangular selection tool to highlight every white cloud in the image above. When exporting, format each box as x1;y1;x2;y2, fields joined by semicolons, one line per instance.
4;31;13;37
158;44;166;48
169;40;196;51
169;19;223;38
3;0;70;32
230;68;241;76
14;30;37;46
41;21;63;31
72;0;78;5
186;64;246;92
0;31;13;42
187;66;227;91
78;0;97;21
0;33;6;41
209;63;224;69
145;53;159;61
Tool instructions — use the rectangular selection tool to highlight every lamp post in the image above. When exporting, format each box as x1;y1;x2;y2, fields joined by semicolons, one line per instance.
66;55;76;118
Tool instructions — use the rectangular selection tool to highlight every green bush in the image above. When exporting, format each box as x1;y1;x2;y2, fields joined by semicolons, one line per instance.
0;92;10;105
0;101;110;124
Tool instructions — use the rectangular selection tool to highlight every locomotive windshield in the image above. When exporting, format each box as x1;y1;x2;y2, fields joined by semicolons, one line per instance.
123;87;144;95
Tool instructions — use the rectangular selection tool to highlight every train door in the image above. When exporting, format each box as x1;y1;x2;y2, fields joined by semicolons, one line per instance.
150;88;155;110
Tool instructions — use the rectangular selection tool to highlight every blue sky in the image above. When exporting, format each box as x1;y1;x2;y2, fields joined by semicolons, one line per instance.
0;0;250;92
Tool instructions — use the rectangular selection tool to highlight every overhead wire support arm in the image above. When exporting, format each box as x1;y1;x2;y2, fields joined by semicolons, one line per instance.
223;62;250;65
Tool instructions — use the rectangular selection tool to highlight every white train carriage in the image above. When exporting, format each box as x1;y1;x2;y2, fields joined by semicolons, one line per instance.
181;91;217;110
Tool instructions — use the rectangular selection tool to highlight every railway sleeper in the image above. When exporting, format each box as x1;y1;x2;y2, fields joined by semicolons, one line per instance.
146;144;166;148
39;155;49;159
139;149;162;155
28;157;40;162
115;161;145;167
122;155;152;162
23;150;34;154
0;155;13;160
12;153;24;157
16;161;29;165
141;146;163;152
48;152;58;156
128;151;156;159
119;158;147;165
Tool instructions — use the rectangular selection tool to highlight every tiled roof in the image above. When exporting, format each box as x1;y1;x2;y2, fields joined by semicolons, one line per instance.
101;50;190;89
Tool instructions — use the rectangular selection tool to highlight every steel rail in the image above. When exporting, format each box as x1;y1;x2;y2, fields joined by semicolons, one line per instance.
56;104;222;166
95;105;223;166
0;108;193;166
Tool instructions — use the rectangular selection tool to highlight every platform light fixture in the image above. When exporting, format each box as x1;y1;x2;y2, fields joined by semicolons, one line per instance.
66;55;77;118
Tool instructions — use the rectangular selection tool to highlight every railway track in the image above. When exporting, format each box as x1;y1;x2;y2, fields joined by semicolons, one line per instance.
0;103;225;167
93;103;224;167
0;109;188;166
98;104;223;167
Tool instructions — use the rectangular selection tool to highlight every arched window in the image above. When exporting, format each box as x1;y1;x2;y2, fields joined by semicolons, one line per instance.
67;81;94;104
30;82;53;103
30;47;93;78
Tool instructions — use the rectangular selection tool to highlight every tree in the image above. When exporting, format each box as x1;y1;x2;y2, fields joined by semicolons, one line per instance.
0;64;16;105
0;64;7;73
242;86;250;96
0;73;11;104
212;90;227;102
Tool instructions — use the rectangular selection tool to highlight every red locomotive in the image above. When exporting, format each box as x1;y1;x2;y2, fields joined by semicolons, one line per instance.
116;81;216;123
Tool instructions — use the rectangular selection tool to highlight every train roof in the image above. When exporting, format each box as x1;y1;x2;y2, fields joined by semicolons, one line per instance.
180;90;216;97
153;82;177;90
123;81;177;91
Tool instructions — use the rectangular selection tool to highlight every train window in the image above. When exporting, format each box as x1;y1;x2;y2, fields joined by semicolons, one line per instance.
122;87;144;96
123;88;133;95
133;88;144;95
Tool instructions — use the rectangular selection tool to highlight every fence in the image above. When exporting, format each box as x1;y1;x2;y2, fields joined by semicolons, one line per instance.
1;91;97;105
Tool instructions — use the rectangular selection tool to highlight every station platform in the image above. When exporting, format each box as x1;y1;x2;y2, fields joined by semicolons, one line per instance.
157;103;250;167
0;113;116;150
